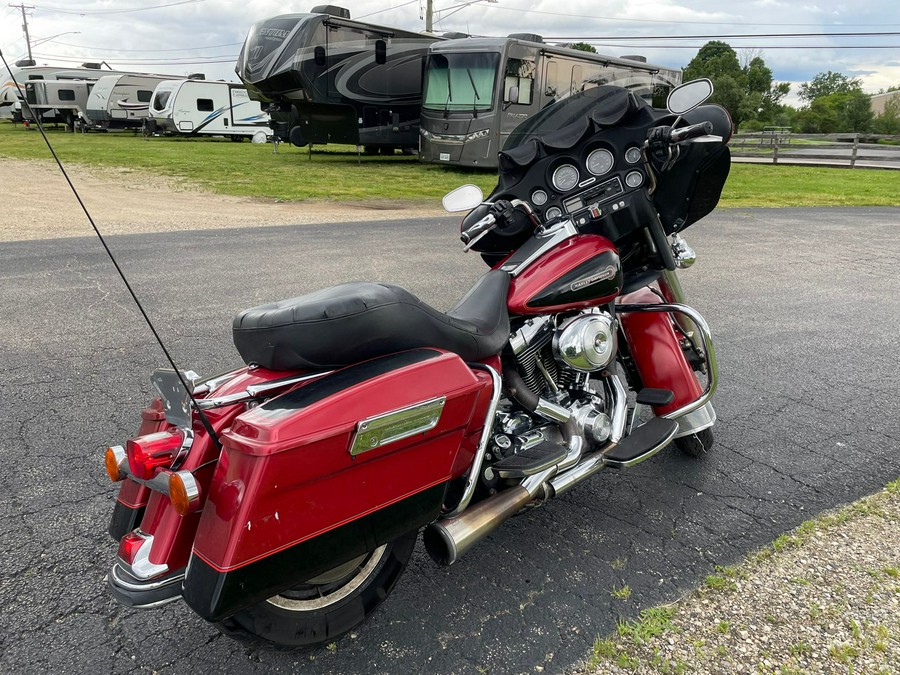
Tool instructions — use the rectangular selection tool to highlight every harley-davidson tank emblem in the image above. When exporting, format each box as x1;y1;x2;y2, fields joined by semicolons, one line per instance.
569;265;618;292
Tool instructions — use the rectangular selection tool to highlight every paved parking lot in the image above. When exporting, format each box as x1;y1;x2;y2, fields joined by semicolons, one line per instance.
1;207;898;674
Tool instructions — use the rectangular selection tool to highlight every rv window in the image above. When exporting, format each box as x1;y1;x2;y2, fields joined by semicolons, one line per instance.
314;46;326;66
197;98;214;112
571;66;583;95
504;58;534;105
58;89;76;102
137;90;153;103
375;39;387;65
544;61;559;99
153;90;172;110
423;52;500;112
28;75;44;80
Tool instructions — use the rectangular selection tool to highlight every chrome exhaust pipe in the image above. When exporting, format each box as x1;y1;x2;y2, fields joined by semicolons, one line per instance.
424;468;554;566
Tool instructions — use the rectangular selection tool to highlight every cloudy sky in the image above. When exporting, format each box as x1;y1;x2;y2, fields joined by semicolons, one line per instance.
1;0;898;106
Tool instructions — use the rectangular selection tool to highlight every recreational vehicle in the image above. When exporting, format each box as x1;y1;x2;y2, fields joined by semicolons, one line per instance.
22;79;94;127
419;36;682;168
148;79;268;139
236;5;443;151
86;74;179;130
1;62;126;121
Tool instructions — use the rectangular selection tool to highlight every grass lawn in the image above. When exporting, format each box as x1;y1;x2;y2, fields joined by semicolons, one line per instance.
2;122;898;207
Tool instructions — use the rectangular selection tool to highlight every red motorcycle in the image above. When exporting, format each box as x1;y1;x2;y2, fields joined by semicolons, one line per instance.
104;79;732;648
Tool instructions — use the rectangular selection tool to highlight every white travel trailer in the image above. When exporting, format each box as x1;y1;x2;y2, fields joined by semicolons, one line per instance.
86;74;180;130
148;79;268;139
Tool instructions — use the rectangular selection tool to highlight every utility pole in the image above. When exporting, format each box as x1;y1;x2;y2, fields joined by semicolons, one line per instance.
8;3;35;62
425;0;433;33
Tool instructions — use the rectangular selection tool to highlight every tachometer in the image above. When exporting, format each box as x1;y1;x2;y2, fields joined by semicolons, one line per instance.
551;164;579;192
586;148;614;176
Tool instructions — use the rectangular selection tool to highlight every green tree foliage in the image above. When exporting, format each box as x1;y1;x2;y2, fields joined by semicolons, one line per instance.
682;41;789;130
568;42;597;54
799;71;863;102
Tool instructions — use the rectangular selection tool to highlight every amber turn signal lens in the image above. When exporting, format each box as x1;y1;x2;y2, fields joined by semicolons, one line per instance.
168;470;201;516
105;446;127;482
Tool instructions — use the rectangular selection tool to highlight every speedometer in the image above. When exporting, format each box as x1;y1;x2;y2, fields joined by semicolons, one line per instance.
586;148;614;176
551;164;579;192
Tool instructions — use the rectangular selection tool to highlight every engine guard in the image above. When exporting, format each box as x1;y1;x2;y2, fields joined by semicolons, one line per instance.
617;287;718;419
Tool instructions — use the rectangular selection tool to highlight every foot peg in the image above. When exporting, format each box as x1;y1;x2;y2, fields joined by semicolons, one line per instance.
603;417;678;469
493;441;569;478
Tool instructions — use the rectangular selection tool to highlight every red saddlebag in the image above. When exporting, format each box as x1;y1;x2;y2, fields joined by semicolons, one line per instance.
182;348;491;621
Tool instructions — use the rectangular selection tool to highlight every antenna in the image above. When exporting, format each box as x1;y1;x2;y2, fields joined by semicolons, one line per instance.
0;49;223;451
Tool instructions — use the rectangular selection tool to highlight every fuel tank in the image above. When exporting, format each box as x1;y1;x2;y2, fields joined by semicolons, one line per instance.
507;234;623;315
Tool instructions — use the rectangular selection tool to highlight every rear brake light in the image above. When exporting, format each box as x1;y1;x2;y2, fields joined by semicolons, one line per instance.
117;531;146;565
126;429;184;480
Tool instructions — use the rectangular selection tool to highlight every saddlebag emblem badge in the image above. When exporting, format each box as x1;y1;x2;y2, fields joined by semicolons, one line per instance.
349;396;447;456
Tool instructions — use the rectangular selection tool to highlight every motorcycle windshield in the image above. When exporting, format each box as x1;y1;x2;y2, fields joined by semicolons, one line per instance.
503;85;640;155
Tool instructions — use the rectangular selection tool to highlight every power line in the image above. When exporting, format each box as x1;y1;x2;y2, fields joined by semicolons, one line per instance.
34;0;205;15
49;40;243;52
356;0;419;20
479;4;900;28
587;43;899;50
547;32;900;41
31;51;237;65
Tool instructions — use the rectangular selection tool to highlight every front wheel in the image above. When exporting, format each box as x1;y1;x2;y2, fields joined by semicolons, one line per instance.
216;530;417;649
674;427;714;457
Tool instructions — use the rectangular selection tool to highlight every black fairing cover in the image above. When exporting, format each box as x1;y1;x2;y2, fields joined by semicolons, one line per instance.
652;104;732;234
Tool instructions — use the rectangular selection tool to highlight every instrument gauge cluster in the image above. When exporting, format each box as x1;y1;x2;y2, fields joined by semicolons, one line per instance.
551;164;580;192
586;148;614;176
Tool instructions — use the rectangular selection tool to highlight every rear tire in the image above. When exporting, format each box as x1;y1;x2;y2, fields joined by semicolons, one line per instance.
674;427;714;457
216;530;417;649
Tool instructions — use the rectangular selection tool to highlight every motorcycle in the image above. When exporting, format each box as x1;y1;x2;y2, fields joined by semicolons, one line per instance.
104;78;732;648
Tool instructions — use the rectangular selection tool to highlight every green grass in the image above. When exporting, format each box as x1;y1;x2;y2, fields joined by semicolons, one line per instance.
2;121;899;207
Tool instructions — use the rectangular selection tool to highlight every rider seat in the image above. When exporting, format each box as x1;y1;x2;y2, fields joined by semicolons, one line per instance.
232;270;510;370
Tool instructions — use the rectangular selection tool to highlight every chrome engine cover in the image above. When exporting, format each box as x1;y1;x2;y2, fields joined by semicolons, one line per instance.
552;313;616;372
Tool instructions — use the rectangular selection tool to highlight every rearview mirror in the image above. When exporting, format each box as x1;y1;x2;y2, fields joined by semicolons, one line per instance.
442;184;484;212
667;79;714;115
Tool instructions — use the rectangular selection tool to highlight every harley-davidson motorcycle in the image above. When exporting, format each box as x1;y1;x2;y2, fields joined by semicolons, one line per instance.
104;78;732;648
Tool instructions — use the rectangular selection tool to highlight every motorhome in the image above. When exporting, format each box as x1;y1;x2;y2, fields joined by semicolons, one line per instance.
419;36;682;168
22;79;95;127
235;5;443;151
86;74;180;130
1;62;126;121
148;79;268;139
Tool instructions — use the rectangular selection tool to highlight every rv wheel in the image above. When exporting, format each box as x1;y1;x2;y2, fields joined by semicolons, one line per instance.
216;530;417;650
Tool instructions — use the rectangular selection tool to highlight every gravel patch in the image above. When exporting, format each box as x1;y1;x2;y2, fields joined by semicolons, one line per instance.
579;481;900;674
0;158;445;241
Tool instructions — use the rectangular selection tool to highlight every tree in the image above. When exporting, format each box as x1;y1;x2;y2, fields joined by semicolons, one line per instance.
794;90;874;133
799;71;863;102
567;42;597;54
682;41;789;129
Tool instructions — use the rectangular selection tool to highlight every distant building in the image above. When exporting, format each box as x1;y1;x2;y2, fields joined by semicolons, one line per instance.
871;90;900;115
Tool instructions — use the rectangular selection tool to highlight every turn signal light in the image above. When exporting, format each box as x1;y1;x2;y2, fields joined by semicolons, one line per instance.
168;470;202;516
126;430;184;480
105;445;127;482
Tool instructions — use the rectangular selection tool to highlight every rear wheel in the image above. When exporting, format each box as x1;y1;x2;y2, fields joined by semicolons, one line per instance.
674;427;714;457
216;530;417;649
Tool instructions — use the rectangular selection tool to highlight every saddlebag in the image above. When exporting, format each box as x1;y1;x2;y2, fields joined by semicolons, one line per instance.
181;348;492;621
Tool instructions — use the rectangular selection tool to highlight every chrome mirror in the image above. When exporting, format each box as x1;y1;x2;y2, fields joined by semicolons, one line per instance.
667;79;714;115
442;184;484;212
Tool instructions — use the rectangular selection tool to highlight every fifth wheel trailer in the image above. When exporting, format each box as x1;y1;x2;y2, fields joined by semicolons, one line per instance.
236;4;443;151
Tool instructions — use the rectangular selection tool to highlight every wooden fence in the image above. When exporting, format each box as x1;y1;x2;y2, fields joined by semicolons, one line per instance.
729;132;900;169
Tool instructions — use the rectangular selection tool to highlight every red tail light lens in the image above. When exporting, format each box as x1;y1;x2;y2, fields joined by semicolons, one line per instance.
126;429;184;480
117;531;146;565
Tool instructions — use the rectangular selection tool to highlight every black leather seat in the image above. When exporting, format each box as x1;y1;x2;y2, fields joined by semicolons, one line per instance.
232;270;510;370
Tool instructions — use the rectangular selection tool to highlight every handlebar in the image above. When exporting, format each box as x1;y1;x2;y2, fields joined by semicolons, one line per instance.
460;213;497;249
670;121;714;144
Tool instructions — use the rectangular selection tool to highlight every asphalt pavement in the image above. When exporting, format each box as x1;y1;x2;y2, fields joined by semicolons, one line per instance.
1;207;898;674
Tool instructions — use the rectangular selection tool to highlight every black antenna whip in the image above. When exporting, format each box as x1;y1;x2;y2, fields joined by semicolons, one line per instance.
1;50;223;451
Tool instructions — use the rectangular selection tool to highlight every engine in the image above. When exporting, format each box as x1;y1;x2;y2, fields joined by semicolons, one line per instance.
482;310;617;488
